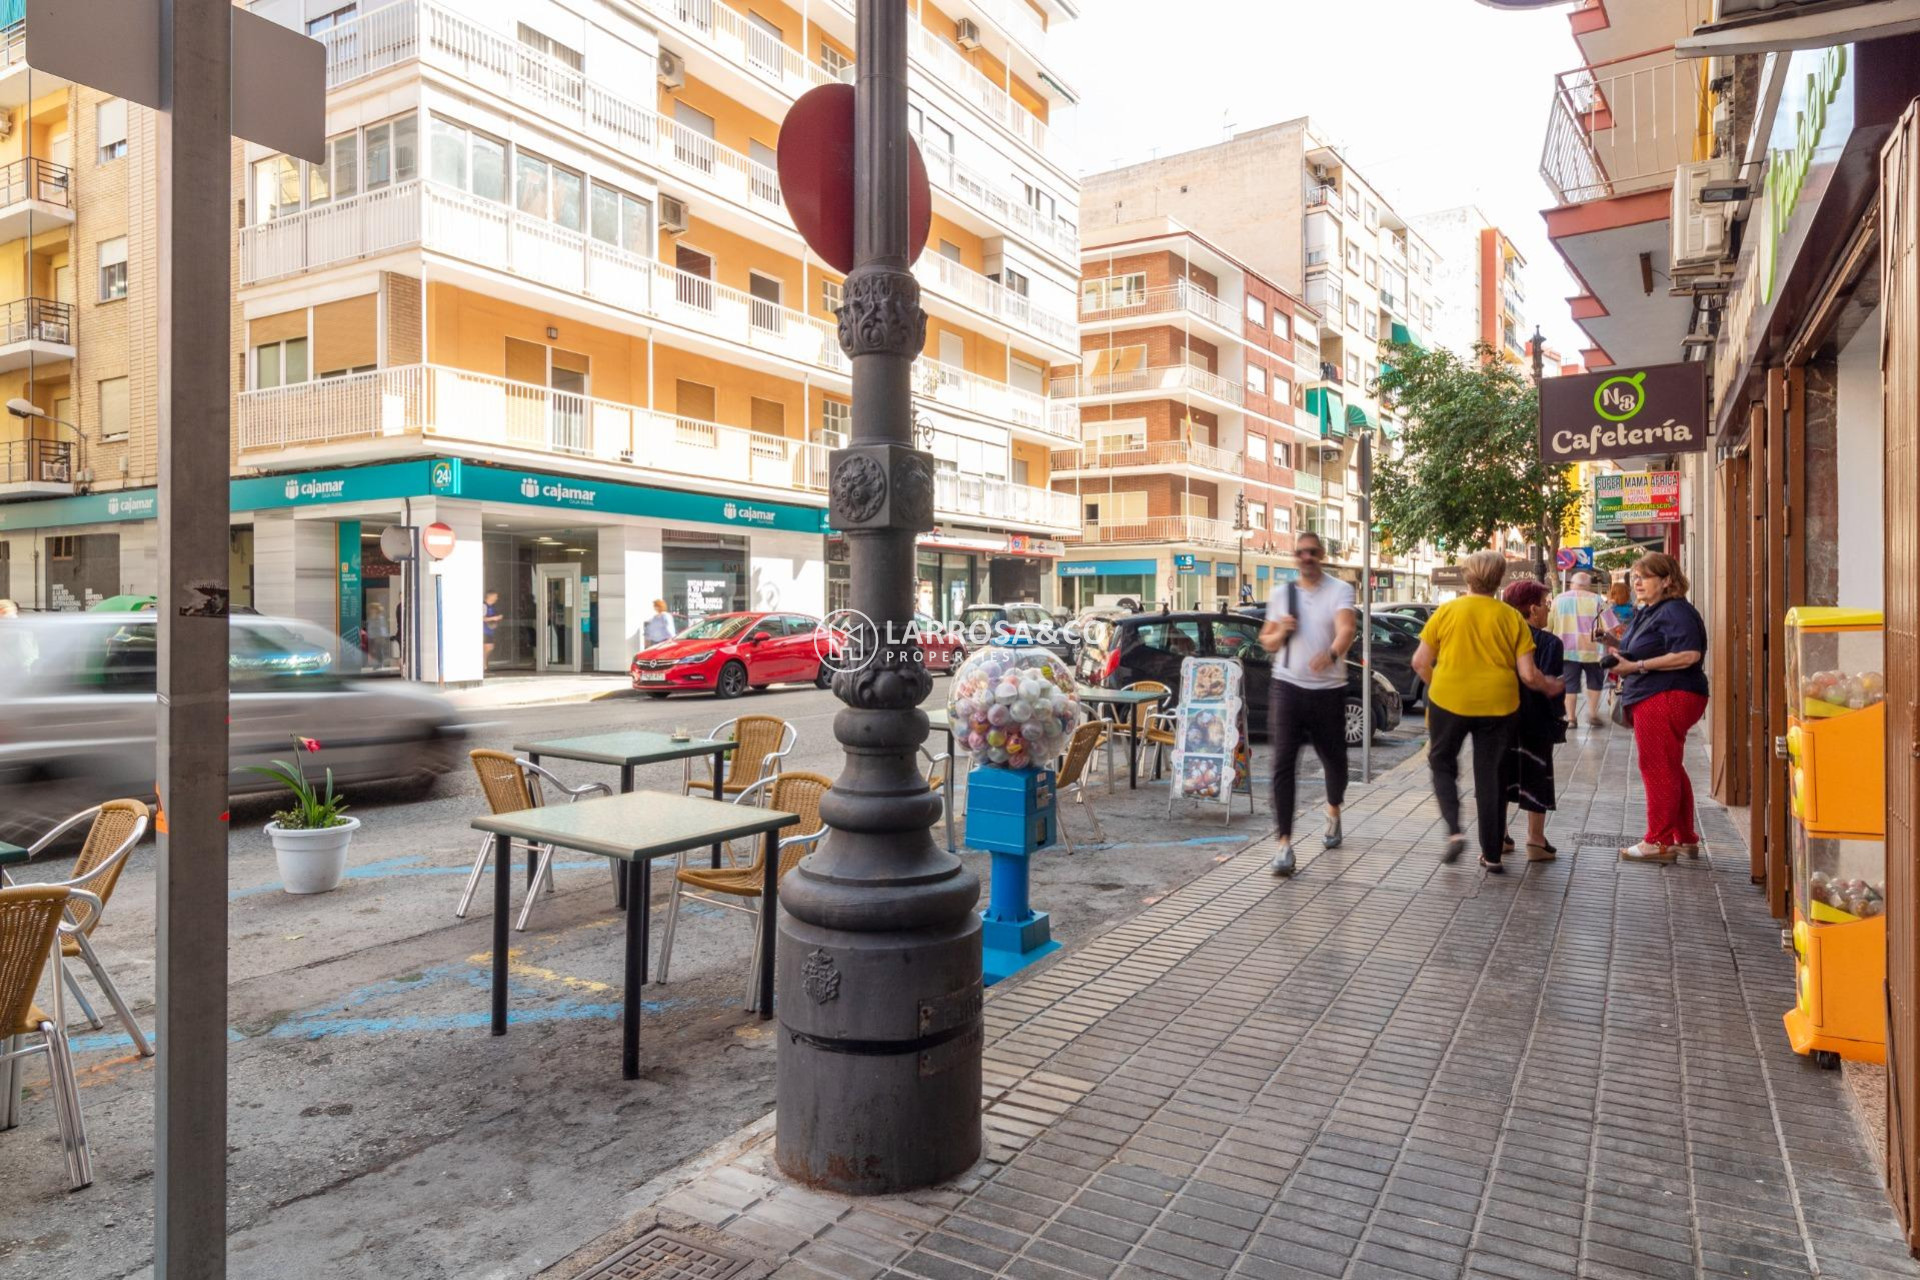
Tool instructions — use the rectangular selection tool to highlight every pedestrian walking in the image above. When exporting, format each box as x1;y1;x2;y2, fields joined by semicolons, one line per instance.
482;590;503;664
1258;531;1357;877
643;598;677;647
1500;580;1566;861
1610;553;1709;863
1411;550;1564;873
1551;571;1606;728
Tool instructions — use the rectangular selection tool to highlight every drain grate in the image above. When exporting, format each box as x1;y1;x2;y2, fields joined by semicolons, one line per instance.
576;1229;757;1280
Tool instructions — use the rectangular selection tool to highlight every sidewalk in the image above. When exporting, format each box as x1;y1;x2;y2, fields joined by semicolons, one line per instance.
549;725;1920;1280
445;672;639;710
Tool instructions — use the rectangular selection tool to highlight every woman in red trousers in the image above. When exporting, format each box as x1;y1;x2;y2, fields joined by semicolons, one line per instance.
1611;552;1710;862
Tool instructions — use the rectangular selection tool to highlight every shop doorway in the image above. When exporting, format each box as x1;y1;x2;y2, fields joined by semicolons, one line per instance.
535;562;583;672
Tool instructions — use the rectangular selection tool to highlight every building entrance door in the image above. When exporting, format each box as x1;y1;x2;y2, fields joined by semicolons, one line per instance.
535;563;583;673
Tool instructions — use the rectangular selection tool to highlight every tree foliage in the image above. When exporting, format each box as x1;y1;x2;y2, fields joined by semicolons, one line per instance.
1371;341;1581;559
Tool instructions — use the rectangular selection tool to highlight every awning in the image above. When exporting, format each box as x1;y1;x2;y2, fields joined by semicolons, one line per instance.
1345;404;1373;433
1303;386;1346;439
0;1;21;25
1389;322;1425;350
1677;0;1920;56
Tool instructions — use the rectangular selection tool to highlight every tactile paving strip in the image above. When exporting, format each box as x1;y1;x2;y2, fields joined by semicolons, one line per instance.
575;1228;756;1280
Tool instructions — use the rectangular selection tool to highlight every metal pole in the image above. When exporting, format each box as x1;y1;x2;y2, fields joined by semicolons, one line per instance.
777;0;983;1194
1359;430;1373;785
1530;326;1551;587
155;0;232;1273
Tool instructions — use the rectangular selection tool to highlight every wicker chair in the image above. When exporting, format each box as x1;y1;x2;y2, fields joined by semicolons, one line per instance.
1054;721;1108;854
0;883;104;1189
922;742;956;853
456;750;612;931
656;771;829;1011
3;801;152;1057
685;715;796;803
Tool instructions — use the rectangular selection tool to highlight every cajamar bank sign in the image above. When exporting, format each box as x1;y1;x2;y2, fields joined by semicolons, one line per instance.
1539;361;1708;464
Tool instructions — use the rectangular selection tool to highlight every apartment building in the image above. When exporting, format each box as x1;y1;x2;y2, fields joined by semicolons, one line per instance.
1054;219;1317;611
1078;121;1441;597
0;16;196;613
4;0;1081;680
1410;206;1529;366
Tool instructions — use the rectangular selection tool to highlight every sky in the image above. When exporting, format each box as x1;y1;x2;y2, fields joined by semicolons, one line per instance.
1050;0;1592;360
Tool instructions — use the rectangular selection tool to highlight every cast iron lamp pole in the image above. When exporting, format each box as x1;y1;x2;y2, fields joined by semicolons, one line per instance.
776;0;984;1193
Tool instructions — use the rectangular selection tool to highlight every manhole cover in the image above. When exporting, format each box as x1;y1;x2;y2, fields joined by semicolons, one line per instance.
577;1229;756;1280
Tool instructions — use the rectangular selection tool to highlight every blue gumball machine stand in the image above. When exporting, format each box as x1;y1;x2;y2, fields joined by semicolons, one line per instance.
966;764;1062;985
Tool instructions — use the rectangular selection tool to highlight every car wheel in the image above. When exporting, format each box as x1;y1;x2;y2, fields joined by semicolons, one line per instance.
647;692;672;700
1344;698;1366;747
814;663;833;689
716;661;749;698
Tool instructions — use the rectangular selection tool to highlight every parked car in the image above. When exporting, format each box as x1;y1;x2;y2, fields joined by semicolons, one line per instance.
630;611;827;698
1376;600;1441;626
1077;610;1401;746
913;612;965;674
1234;603;1426;706
0;612;467;849
957;602;1075;661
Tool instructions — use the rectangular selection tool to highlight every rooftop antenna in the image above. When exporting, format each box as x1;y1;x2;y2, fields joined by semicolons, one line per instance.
1222;108;1235;140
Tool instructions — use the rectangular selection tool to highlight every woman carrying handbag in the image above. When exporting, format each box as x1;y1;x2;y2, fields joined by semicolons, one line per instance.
1609;553;1710;863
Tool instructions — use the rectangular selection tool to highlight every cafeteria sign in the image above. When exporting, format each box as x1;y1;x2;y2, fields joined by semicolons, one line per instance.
1594;471;1681;531
1539;362;1708;463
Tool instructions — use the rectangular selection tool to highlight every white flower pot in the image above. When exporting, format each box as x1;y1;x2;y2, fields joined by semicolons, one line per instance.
264;816;360;894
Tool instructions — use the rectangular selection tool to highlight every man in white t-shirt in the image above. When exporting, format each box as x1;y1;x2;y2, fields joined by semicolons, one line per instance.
1257;531;1358;877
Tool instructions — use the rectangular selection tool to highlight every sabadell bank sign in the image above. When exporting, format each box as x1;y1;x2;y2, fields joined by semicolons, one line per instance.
1538;361;1709;464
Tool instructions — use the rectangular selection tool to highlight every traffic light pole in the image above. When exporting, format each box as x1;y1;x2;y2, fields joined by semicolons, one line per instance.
775;0;985;1193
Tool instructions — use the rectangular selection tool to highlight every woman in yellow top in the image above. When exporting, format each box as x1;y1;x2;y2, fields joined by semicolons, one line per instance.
1412;551;1565;873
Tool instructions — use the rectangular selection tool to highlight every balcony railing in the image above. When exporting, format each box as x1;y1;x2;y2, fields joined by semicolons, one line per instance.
1305;184;1339;210
1541;50;1705;204
629;0;847;99
1078;281;1234;331
916;140;1076;259
1050;440;1244;477
1293;471;1321;497
904;19;1054;163
0;21;24;72
0;437;72;485
1051;364;1244;408
913;252;1075;349
0;297;72;346
910;360;1075;441
1079;516;1240;549
0;157;70;209
235;364;1078;530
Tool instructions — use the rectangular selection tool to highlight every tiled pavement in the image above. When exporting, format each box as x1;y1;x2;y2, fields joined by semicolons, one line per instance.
574;726;1920;1280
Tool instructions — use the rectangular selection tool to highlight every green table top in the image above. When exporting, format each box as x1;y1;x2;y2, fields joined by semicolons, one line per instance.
1076;686;1168;705
927;709;951;730
514;731;739;768
472;790;796;862
0;842;30;866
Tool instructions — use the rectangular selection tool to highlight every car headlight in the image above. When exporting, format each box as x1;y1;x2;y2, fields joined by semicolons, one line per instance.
673;651;711;665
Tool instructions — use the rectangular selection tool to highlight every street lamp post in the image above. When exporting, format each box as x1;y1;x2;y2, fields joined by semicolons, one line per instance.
1233;491;1248;603
1530;325;1552;587
775;0;984;1194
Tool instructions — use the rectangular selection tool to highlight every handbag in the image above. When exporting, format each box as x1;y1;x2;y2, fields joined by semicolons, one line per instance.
1610;696;1633;729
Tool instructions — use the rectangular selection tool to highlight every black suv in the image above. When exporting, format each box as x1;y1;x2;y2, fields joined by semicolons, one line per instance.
1235;604;1425;707
1076;610;1402;746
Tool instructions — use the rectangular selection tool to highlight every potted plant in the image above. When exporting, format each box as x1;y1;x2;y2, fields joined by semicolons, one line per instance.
249;735;358;894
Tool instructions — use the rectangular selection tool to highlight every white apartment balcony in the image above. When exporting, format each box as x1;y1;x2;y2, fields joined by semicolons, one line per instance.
911;360;1078;444
917;140;1077;264
913;252;1076;355
628;0;847;108
0;21;70;109
235;364;1080;533
1293;470;1321;498
1049;440;1244;482
1053;364;1245;412
903;17;1058;167
0;157;72;241
1540;50;1704;205
0;298;73;373
0;437;74;499
1077;282;1239;341
1079;516;1240;550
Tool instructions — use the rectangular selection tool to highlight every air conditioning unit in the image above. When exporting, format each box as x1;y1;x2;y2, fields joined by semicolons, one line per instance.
660;195;689;233
955;17;982;48
1312;164;1331;182
657;49;686;89
1670;159;1733;273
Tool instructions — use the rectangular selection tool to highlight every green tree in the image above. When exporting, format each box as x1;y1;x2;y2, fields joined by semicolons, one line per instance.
1371;340;1581;562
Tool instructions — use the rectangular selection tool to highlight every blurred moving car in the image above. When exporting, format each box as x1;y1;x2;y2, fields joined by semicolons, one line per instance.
629;611;827;698
0;612;467;848
1077;610;1401;746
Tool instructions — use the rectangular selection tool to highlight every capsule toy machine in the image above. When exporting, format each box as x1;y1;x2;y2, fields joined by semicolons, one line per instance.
1782;607;1886;1068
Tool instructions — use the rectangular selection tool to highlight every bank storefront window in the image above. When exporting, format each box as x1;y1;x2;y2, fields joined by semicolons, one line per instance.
484;526;602;672
665;530;748;624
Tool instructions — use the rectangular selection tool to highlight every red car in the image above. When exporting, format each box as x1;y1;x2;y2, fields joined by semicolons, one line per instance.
912;612;964;674
630;612;829;698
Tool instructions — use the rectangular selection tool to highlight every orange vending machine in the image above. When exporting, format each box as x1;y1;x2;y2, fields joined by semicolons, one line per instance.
1782;607;1886;1067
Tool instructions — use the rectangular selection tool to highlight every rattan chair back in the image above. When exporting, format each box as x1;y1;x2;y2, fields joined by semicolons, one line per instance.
1122;680;1170;734
769;771;831;880
0;885;68;1037
1056;720;1106;789
66;800;148;933
729;716;791;786
471;750;538;816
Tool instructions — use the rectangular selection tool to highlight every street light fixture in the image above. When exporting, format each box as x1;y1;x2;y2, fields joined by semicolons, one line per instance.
1233;491;1249;604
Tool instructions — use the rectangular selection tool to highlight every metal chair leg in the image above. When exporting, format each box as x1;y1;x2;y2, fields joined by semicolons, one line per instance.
43;1023;91;1189
455;832;494;918
744;902;764;1012
76;935;152;1057
2;1035;22;1131
516;844;558;932
62;966;103;1031
656;854;686;983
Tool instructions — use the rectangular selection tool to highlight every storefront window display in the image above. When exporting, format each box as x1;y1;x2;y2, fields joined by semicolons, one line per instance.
45;532;121;610
484;527;603;673
664;530;748;625
917;550;979;622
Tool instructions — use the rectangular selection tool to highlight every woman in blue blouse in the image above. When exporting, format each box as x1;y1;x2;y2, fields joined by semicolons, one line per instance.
1612;554;1709;863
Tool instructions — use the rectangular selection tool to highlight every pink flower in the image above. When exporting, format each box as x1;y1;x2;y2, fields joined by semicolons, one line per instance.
299;737;322;753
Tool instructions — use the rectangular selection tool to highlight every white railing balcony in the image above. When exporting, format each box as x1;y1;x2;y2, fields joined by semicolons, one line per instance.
935;469;1078;530
1048;400;1079;440
1051;364;1245;408
1294;471;1321;497
1050;440;1244;478
909;360;1073;440
1079;281;1235;332
1079;516;1240;549
914;253;1075;350
905;19;1056;165
916;140;1076;260
1541;50;1704;205
629;0;846;99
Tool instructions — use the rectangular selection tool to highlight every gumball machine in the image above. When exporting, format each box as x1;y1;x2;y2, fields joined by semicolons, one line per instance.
1782;607;1887;1068
947;637;1081;984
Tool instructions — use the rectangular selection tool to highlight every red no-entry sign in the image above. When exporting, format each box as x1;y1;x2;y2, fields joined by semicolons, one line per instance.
778;83;932;275
422;522;457;560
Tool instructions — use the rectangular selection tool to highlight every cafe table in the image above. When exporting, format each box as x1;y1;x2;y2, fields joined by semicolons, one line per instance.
1074;686;1169;791
0;840;29;883
472;790;795;1080
925;709;958;853
515;731;739;890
